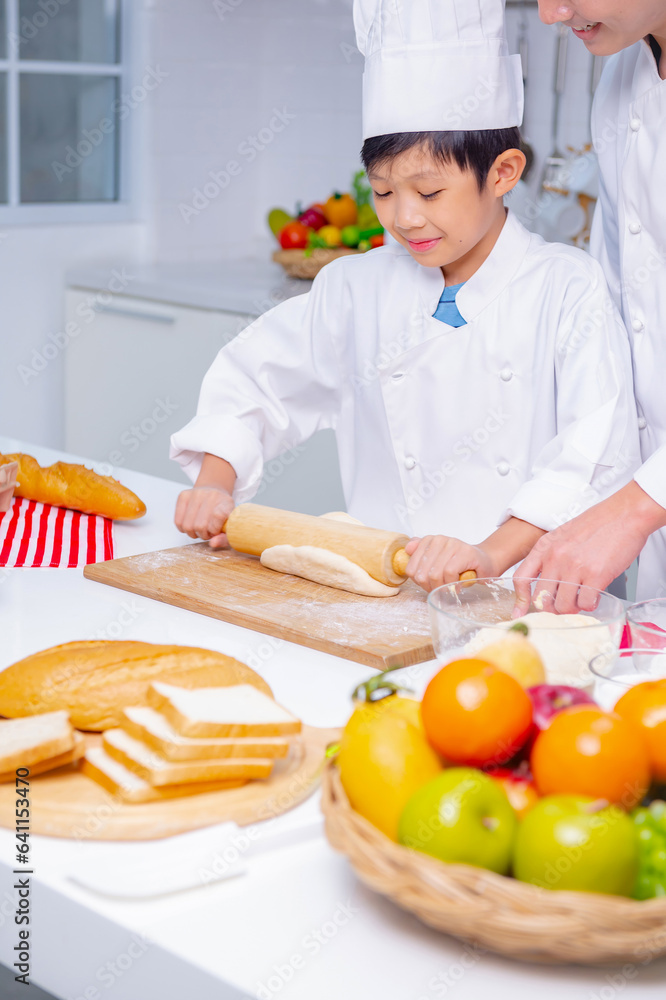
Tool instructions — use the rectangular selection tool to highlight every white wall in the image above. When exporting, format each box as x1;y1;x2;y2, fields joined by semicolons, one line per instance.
147;0;363;261
147;0;604;261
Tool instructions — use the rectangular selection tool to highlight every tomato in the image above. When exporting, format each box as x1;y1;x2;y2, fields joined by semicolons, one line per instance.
369;234;384;248
324;192;357;228
338;695;443;840
530;705;651;809
279;221;310;250
421;658;533;767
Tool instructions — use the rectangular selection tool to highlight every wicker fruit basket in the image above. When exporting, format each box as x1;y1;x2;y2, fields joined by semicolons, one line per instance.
321;762;666;966
272;247;361;280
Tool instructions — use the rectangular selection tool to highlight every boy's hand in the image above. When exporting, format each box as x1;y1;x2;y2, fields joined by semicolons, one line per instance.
174;486;235;549
404;535;495;593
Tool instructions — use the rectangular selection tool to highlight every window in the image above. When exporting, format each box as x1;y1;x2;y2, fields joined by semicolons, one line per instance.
0;0;134;222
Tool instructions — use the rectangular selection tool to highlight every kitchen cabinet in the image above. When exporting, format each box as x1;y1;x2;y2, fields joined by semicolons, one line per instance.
64;286;345;513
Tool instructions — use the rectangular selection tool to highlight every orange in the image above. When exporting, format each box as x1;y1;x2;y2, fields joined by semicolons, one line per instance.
531;705;651;809
615;679;666;783
420;658;533;767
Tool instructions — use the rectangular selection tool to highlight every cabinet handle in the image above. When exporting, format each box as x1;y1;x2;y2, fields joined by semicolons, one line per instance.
92;304;176;324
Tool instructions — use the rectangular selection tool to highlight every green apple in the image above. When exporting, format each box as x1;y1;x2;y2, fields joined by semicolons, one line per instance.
398;767;517;874
513;795;639;896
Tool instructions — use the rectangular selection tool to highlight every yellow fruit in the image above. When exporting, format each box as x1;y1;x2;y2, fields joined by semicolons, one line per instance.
475;626;546;689
317;224;342;247
338;695;443;840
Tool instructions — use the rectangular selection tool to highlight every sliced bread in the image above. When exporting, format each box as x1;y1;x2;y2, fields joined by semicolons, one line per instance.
102;728;275;786
119;706;290;762
146;682;302;739
82;747;246;803
0;710;74;772
0;731;85;783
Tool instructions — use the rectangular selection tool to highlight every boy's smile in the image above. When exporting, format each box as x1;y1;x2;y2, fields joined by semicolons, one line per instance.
538;2;666;58
368;145;524;285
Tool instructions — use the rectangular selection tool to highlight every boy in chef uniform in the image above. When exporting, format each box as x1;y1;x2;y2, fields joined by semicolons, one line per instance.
516;2;666;611
171;0;638;593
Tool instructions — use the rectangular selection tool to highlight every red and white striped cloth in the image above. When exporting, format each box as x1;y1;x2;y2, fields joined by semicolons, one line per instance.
0;497;113;568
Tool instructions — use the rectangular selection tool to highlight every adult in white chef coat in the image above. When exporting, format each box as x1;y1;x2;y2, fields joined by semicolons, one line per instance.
515;3;666;612
171;0;639;592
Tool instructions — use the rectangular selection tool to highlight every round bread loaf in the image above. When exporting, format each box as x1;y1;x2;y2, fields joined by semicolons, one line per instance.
0;641;272;730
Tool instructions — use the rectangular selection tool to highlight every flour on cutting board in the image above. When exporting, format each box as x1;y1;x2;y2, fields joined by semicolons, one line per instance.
129;550;187;572
211;583;429;642
126;550;194;587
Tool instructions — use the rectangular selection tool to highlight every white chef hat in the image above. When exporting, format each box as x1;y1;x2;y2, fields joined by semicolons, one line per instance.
355;0;524;139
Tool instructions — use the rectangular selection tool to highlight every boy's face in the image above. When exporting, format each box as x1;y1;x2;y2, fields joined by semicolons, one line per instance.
368;148;507;273
538;2;666;55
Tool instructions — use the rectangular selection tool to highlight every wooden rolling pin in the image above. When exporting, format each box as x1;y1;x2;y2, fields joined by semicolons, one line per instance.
223;504;476;587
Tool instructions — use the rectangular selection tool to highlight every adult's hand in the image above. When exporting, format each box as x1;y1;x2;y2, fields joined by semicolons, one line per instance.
513;482;666;615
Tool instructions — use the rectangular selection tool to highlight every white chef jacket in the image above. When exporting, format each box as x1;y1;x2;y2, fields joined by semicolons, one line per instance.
171;211;639;545
591;38;666;599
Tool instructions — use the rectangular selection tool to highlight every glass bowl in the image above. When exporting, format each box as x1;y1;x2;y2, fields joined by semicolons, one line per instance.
626;599;666;649
589;647;666;710
428;577;626;690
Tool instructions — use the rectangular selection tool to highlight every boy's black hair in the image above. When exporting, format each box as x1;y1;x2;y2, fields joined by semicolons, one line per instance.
361;128;522;191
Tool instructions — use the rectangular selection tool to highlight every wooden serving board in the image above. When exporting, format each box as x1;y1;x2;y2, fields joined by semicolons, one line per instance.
83;544;434;670
0;726;337;841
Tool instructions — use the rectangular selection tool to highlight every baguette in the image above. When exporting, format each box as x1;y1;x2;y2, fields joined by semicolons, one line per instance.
102;729;274;786
147;682;302;739
0;732;85;783
119;707;290;761
82;747;246;803
0;640;273;730
0;710;75;771
0;452;146;520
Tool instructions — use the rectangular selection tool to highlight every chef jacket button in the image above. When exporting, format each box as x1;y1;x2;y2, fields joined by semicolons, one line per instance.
404;456;417;470
500;367;513;382
629;222;642;235
391;371;405;381
630;117;642;132
632;318;644;332
638;417;647;430
497;461;511;477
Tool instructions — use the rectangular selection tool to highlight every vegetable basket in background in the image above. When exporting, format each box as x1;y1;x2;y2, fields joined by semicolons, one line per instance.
268;171;384;279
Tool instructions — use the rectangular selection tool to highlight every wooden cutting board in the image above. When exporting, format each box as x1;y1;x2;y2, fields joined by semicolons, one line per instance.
84;544;434;670
0;726;337;841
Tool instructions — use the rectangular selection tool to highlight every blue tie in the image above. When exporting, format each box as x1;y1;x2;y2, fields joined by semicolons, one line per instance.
433;282;466;328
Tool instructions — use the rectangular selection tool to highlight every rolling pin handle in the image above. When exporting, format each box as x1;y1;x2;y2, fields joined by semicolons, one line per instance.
392;548;478;585
392;548;409;577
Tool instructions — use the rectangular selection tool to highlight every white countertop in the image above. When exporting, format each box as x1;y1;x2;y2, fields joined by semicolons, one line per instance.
1;438;664;1000
66;255;312;316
